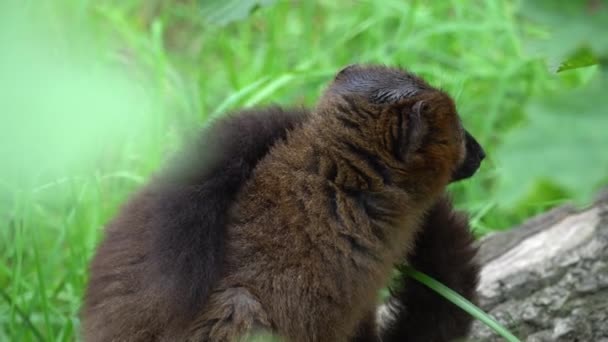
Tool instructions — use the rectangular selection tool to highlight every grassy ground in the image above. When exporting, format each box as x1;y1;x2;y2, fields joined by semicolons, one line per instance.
0;0;589;340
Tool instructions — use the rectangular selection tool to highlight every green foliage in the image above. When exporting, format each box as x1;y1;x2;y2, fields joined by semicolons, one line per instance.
521;0;608;63
200;0;275;26
496;73;608;204
495;1;608;206
0;15;152;188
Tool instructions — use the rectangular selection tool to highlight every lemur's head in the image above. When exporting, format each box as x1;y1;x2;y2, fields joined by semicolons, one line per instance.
316;64;485;187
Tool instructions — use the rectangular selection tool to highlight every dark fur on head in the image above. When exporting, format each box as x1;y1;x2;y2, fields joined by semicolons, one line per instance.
320;64;485;183
326;64;433;104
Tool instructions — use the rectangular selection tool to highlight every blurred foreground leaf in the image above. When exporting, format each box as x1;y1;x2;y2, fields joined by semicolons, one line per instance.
498;1;608;206
0;3;152;188
521;0;608;65
496;73;608;205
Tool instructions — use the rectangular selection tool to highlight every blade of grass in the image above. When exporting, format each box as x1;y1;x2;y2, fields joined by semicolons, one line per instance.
0;287;45;342
31;233;53;340
403;266;521;342
211;76;270;118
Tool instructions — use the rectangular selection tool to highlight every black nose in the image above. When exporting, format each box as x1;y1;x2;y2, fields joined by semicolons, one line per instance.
465;131;485;161
477;144;486;161
451;131;485;182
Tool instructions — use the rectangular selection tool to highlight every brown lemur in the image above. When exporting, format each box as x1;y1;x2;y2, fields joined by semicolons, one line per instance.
81;64;485;342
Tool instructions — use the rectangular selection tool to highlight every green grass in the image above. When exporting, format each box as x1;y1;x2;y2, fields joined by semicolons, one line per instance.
0;0;593;340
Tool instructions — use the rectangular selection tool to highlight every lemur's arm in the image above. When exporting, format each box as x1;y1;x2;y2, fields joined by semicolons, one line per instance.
351;196;479;342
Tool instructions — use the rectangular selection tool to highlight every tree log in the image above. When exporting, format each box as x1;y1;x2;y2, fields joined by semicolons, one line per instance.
471;191;608;341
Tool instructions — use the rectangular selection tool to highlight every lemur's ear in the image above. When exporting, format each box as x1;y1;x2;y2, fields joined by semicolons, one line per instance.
396;99;428;161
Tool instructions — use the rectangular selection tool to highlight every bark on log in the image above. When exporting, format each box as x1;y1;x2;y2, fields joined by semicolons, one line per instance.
470;191;608;341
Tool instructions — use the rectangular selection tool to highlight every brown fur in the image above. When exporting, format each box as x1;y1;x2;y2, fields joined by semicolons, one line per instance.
81;107;310;341
380;195;480;341
183;83;469;340
82;65;484;342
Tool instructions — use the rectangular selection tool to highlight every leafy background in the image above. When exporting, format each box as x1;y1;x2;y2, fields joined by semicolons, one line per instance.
0;0;606;340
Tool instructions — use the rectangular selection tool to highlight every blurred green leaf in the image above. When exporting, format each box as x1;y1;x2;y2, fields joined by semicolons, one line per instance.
555;47;599;73
0;2;153;188
496;72;608;205
200;0;275;26
521;0;608;65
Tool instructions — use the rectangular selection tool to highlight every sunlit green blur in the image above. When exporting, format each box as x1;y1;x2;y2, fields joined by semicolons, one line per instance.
0;2;154;190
